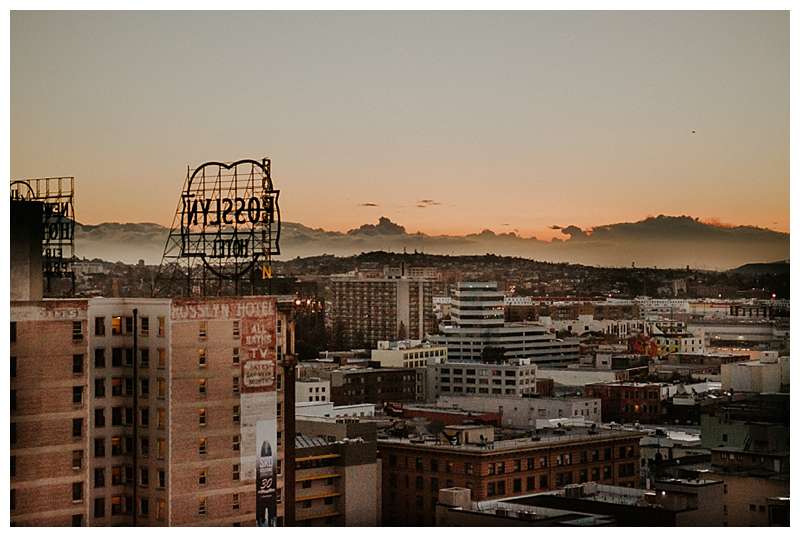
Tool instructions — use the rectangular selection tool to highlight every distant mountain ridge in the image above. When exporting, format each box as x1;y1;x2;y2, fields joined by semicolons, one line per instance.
74;215;789;270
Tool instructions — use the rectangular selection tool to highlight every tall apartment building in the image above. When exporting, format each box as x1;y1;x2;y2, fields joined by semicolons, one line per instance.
378;424;644;526
430;283;580;365
10;295;295;527
329;266;445;349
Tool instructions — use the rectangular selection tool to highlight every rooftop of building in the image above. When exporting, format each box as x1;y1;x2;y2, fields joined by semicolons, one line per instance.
376;339;448;351
377;425;644;453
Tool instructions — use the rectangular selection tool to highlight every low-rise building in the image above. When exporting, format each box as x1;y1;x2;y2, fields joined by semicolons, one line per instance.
325;367;417;407
720;355;789;393
294;417;380;526
584;382;668;424
434;358;538;398
378;424;644;526
296;378;330;403
436;395;602;428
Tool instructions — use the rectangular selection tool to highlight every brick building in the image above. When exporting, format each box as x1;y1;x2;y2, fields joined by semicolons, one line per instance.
584;382;668;424
378;424;644;526
10;295;296;527
324;367;417;407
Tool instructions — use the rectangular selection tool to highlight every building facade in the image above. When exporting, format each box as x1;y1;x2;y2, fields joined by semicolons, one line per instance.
378;425;644;526
10;295;295;527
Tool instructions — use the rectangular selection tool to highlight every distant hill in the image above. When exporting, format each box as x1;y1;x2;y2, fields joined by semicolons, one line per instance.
729;260;790;276
74;215;789;270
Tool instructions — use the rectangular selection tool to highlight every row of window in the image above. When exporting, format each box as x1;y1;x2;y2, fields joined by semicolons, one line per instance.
93;316;166;338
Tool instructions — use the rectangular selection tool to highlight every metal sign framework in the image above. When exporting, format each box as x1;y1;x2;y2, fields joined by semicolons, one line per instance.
10;176;76;295
154;158;281;297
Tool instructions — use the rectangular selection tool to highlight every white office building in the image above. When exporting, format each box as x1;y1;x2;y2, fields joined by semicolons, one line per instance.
429;282;580;365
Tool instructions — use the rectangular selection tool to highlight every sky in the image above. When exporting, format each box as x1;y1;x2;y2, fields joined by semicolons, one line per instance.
10;11;789;241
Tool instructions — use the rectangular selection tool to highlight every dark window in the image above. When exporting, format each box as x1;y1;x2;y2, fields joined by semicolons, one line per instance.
95;317;105;336
95;408;105;428
10;356;16;377
94;468;105;488
125;317;134;334
94;497;105;518
539;474;548;488
72;354;84;374
112;348;123;367
95;438;105;458
72;418;83;438
73;386;83;404
11;322;17;343
430;459;439;472
527;476;535;490
72;321;83;342
72;482;83;502
72;514;83;527
95;378;106;398
11;390;16;412
416;476;423;490
513;478;522;492
94;348;106;368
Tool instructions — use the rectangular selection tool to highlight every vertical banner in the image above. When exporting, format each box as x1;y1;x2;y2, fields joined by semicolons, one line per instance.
240;304;278;526
256;420;277;527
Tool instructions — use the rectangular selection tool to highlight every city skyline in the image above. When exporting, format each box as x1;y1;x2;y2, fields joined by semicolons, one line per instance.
11;11;789;241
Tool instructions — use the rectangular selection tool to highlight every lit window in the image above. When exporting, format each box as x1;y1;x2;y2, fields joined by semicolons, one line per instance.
199;408;207;426
111;316;122;336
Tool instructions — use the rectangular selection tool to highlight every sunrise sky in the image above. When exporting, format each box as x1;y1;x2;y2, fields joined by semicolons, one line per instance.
10;11;788;241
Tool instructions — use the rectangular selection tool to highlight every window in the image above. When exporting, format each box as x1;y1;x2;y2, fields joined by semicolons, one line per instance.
10;356;16;377
199;438;208;455
198;408;207;426
232;435;240;451
72;418;83;438
112;316;122;335
140;317;149;337
513;478;522;493
527;476;535;490
72;514;83;527
112;436;123;456
11;390;16;412
157;408;166;430
158;470;166;488
73;354;84;374
539;474;548;488
73;386;83;405
232;348;240;365
232;376;240;394
198;349;207;367
233;405;240;424
198;378;207;395
125;316;133;334
112;348;123;367
140;408;150;427
141;436;150;457
199;321;208;338
94;497;105;518
140;497;149;516
140;378;150;398
157;499;166;521
233;320;240;337
157;439;165;459
112;407;123;426
11;456;15;478
72;482;83;502
158;378;166;399
199;469;208;486
125;349;134;368
72;321;83;341
232;493;240;511
157;317;166;337
232;464;240;481
140;349;149;369
95;317;106;336
95;437;106;458
111;495;124;515
415;476;424;490
140;467;149;487
11;321;16;343
94;378;106;399
72;450;83;470
157;348;166;369
94;348;105;368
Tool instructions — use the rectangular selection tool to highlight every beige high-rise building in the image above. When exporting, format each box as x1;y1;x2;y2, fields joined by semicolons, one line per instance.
10;295;295;527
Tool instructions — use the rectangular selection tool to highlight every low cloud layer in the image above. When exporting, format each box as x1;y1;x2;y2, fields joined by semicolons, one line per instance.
75;215;789;270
